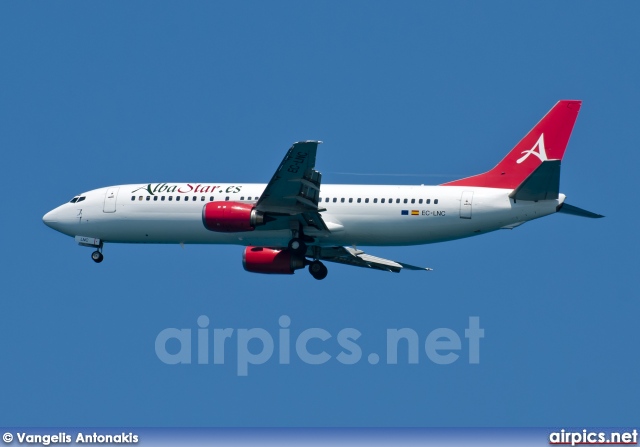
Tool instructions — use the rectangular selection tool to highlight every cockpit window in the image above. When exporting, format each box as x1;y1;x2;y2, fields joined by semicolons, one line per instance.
77;196;86;203
69;196;79;203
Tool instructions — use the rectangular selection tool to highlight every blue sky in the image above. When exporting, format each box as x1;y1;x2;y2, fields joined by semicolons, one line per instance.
1;1;638;427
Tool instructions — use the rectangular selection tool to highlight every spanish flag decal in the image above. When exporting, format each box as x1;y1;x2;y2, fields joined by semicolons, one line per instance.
411;210;419;215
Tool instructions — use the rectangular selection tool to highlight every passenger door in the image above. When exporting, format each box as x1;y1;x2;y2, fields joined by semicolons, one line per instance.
103;187;119;213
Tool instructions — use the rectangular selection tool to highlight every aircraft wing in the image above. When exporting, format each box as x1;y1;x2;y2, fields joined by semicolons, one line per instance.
319;246;432;273
255;141;328;232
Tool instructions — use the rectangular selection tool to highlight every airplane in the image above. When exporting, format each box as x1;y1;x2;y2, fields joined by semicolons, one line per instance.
43;100;602;280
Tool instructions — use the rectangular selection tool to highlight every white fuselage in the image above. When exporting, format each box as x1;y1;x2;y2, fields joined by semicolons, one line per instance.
43;182;564;248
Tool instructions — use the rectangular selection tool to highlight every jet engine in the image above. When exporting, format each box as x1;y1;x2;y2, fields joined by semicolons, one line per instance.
242;246;306;274
202;202;266;232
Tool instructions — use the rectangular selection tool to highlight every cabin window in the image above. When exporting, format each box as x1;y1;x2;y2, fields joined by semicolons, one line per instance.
201;196;205;201
130;196;135;201
426;199;431;204
357;198;361;203
332;198;337;203
434;199;439;204
192;196;197;201
139;196;143;201
373;198;378;203
146;196;150;201
240;196;244;201
325;198;330;203
403;199;408;204
225;196;230;201
210;196;214;201
161;196;165;201
341;198;345;203
381;198;385;203
176;196;180;201
153;196;158;201
168;196;173;201
419;199;423;204
349;198;353;203
411;199;415;204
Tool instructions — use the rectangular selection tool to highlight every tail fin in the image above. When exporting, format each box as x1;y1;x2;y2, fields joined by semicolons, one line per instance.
442;100;582;189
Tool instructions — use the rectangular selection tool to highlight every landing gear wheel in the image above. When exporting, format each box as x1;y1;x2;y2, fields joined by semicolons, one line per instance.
91;251;104;263
288;238;307;255
309;260;328;280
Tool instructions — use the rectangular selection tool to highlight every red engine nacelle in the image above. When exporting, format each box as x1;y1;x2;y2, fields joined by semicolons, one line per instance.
242;246;306;274
202;201;266;232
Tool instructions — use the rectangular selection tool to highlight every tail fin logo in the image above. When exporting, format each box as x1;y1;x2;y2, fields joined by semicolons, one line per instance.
516;134;548;164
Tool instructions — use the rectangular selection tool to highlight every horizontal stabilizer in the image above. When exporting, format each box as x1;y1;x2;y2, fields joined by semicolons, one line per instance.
509;160;560;201
557;203;604;218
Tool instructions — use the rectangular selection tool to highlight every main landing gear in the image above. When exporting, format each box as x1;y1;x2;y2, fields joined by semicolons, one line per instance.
287;237;307;255
289;225;324;278
308;260;328;280
288;228;327;279
91;250;104;263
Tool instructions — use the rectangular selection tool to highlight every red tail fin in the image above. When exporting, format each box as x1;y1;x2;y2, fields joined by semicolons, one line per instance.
442;100;582;189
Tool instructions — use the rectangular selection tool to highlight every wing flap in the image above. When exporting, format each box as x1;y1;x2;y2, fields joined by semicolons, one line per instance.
290;177;321;191
320;247;431;273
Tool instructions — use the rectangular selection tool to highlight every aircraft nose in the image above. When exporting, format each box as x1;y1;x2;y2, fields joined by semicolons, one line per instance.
43;207;67;232
42;209;57;228
43;204;81;235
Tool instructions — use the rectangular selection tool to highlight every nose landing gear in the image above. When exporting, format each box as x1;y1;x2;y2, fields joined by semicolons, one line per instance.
91;250;104;263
